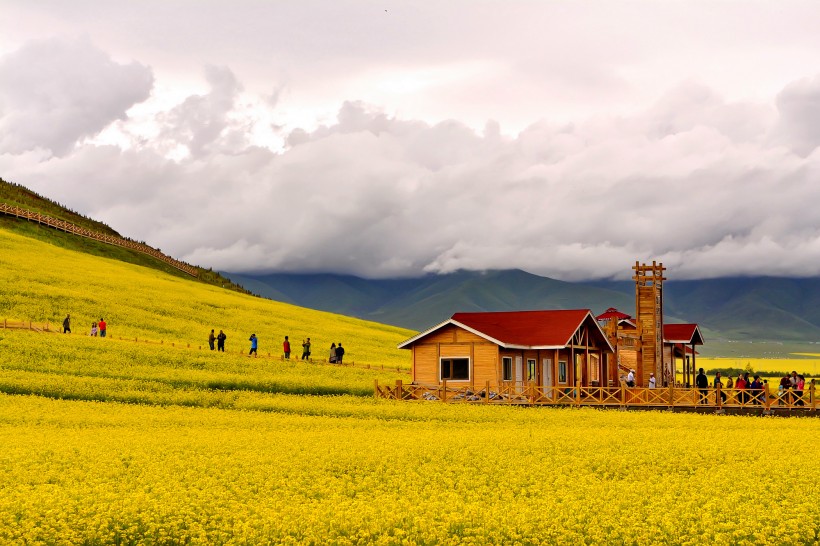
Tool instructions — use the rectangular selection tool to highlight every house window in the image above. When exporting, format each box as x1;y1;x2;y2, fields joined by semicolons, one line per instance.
558;360;568;384
502;357;513;381
440;358;470;381
527;359;536;381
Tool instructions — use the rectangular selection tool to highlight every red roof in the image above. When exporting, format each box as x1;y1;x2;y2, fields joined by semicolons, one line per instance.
596;307;632;321
663;324;704;345
399;309;613;350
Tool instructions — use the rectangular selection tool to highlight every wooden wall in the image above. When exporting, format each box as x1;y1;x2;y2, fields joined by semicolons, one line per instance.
410;323;612;388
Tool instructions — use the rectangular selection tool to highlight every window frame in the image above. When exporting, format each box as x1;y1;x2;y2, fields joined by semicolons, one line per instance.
440;356;471;382
527;358;537;382
558;360;568;384
502;356;513;382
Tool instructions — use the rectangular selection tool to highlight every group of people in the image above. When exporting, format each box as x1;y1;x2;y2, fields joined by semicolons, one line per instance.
62;314;107;337
216;331;346;363
207;329;227;351
695;368;811;405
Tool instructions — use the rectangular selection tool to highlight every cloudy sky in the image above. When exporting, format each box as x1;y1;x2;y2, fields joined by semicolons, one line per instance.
1;1;820;280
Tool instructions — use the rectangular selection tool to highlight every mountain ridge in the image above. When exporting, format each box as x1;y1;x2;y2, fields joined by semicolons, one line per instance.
225;270;820;346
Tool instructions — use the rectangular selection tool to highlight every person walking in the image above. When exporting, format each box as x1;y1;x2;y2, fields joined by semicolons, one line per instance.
648;372;656;389
248;334;258;357
62;314;71;334
208;329;216;351
335;342;345;364
750;375;763;405
98;318;107;338
217;330;226;352
283;336;291;359
626;369;635;387
736;373;747;404
695;368;709;404
795;374;806;406
329;343;337;363
301;338;311;360
714;372;726;404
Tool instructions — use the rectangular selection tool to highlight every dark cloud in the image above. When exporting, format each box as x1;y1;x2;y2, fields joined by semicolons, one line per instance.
0;37;153;156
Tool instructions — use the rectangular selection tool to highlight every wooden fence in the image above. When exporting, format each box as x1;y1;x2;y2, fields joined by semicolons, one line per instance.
0;319;55;333
375;380;818;413
0;202;198;277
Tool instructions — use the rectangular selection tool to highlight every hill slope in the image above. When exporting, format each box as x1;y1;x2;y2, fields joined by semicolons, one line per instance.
0;177;253;294
0;227;412;371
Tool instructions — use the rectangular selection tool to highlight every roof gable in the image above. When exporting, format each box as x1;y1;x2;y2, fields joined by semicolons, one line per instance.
663;323;704;345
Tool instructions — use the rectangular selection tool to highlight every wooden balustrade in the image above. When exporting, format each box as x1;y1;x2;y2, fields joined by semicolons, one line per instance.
0;202;198;277
375;380;818;413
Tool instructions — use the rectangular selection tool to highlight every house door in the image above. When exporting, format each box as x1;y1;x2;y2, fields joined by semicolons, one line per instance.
575;354;586;386
515;356;523;392
542;358;553;398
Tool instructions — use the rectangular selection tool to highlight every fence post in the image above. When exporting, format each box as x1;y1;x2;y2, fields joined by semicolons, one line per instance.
668;383;674;408
764;383;771;411
811;381;816;412
442;379;448;402
575;381;581;407
716;383;722;409
620;383;626;407
486;380;491;404
395;379;403;401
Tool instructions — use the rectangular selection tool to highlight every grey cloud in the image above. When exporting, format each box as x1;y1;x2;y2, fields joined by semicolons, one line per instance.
774;75;820;156
0;37;153;156
156;65;244;158
5;76;820;282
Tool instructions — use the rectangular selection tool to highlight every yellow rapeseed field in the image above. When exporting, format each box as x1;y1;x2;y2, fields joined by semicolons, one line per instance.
3;227;820;545
1;394;819;545
0;228;412;370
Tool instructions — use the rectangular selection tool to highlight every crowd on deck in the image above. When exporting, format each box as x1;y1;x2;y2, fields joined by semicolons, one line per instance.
619;366;814;406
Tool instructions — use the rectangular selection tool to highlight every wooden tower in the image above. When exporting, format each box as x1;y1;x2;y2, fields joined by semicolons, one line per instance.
633;261;666;386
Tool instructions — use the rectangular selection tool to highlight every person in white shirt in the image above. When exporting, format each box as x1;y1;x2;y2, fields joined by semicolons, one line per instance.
626;369;635;387
648;372;656;389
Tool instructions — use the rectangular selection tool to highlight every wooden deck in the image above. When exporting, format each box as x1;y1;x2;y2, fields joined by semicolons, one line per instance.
375;380;818;414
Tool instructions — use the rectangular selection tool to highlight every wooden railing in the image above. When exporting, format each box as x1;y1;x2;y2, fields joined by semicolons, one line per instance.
0;319;55;333
0;202;198;277
375;381;818;413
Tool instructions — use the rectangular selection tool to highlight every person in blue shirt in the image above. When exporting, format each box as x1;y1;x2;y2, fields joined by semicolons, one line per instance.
248;333;258;357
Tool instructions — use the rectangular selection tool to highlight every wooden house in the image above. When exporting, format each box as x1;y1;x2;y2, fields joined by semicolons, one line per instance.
398;310;615;389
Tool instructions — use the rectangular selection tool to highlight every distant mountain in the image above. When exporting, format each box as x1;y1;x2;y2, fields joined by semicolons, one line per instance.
226;270;820;344
225;269;634;330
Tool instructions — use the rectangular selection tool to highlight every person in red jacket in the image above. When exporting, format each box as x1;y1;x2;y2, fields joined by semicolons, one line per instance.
98;318;107;338
283;336;291;359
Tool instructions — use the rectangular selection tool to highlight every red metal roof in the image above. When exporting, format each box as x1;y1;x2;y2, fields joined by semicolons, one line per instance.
450;309;595;348
596;307;632;321
663;324;704;344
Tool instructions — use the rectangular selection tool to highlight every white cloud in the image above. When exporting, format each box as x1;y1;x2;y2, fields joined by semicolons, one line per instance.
1;8;820;282
0;37;153;156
